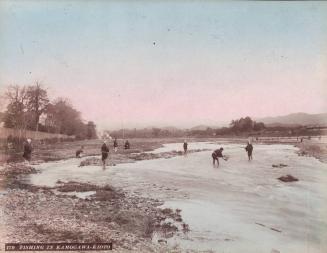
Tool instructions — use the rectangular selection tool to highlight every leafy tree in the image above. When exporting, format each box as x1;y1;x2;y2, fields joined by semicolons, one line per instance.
253;122;265;131
152;127;161;137
44;98;96;139
47;98;81;135
86;121;97;139
230;116;264;132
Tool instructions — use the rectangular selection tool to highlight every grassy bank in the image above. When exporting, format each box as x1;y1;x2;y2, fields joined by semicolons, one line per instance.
295;140;327;163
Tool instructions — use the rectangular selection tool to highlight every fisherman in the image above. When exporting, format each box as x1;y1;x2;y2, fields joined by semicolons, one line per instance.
212;147;224;167
23;138;33;162
101;141;109;169
76;145;84;158
245;141;253;161
183;140;188;154
113;138;118;152
124;140;130;150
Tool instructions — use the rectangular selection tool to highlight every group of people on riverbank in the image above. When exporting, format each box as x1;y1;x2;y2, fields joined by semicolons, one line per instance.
100;139;131;168
99;139;132;168
22;138;253;169
21;138;131;168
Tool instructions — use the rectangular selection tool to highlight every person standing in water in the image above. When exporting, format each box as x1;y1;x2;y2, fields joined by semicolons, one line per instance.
212;147;224;167
183;140;188;154
23;138;33;162
245;141;253;161
113;138;118;152
101;141;109;169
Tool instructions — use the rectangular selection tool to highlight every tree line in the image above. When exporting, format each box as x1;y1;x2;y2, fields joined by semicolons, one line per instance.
1;83;97;139
108;117;266;138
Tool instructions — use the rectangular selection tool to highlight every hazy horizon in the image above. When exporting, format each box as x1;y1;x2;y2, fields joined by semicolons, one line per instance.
1;1;327;131
99;111;327;132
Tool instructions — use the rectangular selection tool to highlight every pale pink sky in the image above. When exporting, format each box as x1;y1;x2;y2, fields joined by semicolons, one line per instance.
0;1;326;130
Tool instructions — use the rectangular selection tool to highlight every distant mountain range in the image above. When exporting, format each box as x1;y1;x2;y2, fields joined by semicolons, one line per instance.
256;112;327;127
189;113;327;130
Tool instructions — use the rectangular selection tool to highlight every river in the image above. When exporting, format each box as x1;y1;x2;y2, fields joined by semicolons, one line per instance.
28;142;327;253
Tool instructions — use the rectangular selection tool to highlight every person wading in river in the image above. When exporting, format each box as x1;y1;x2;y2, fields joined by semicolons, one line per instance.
245;141;253;161
101;141;110;169
212;147;225;167
183;140;188;155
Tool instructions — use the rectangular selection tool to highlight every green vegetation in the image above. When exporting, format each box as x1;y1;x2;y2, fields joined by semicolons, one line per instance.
1;83;97;140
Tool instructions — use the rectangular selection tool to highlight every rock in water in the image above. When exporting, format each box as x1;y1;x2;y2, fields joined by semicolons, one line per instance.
272;163;288;168
278;174;299;182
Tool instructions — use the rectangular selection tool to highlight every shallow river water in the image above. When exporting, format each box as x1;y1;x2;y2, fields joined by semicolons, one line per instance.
29;142;327;253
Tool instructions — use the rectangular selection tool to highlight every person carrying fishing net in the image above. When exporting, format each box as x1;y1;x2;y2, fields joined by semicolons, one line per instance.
212;147;228;167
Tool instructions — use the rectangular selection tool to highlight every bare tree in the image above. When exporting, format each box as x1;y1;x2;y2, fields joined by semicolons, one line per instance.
4;85;28;105
26;81;49;131
3;85;29;130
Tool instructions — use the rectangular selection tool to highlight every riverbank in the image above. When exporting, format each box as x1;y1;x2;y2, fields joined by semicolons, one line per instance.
0;139;201;253
1;138;165;164
0;163;191;252
1;138;326;253
4;136;325;164
295;139;327;163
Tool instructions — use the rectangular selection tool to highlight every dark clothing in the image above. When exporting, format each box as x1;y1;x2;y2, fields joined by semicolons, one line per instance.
23;143;32;161
212;149;223;166
245;144;253;155
183;142;188;151
113;140;118;148
245;144;253;161
212;149;223;159
124;141;130;149
76;149;83;158
101;144;109;161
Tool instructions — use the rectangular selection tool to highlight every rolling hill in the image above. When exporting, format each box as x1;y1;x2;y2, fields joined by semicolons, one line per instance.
257;113;327;127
